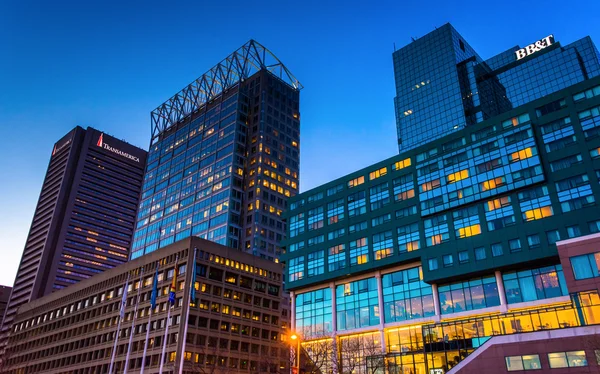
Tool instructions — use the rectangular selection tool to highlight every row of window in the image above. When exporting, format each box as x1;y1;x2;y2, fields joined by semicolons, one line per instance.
295;264;567;337
506;350;590;371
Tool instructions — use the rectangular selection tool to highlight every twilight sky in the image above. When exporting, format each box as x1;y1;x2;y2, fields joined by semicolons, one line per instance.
0;0;599;286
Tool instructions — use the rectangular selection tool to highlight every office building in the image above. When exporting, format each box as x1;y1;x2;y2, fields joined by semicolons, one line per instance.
2;236;291;374
131;40;302;263
0;127;147;358
394;23;600;151
282;61;600;371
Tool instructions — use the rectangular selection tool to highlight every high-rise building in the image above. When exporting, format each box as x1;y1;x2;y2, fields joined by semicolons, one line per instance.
0;286;11;325
282;30;600;373
394;23;600;151
131;40;302;262
2;237;291;374
0;127;147;357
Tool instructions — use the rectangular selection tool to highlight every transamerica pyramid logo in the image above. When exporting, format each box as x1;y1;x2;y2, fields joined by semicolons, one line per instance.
97;133;104;147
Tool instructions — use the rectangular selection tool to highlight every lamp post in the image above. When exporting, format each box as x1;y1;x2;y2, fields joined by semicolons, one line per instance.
290;333;300;373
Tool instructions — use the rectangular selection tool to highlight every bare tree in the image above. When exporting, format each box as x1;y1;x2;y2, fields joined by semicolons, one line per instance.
301;334;336;374
338;333;385;374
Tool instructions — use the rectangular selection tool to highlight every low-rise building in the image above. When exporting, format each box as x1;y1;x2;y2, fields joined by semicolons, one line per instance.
3;237;290;373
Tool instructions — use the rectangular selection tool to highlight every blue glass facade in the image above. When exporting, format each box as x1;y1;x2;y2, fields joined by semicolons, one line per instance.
394;24;600;152
133;70;301;261
132;91;244;259
283;77;600;287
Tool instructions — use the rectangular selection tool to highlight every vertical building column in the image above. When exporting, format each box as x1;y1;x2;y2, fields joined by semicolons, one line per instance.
329;282;337;334
329;282;338;373
495;271;508;312
290;291;296;332
375;271;386;353
431;283;441;319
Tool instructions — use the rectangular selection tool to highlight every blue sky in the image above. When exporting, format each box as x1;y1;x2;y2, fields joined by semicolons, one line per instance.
0;0;599;286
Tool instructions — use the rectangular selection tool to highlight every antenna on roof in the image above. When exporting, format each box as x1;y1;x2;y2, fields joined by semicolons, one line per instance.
393;42;396;51
411;37;416;42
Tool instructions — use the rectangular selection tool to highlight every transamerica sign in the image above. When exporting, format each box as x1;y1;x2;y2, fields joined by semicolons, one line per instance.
515;35;554;60
97;133;140;163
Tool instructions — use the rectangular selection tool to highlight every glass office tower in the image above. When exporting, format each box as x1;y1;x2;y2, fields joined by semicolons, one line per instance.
394;23;600;152
131;40;302;262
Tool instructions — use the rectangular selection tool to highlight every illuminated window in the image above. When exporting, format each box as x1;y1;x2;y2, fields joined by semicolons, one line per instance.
486;196;511;211
420;179;441;192
481;177;505;191
288;256;304;282
328;244;346;271
373;231;393;260
447;169;469;183
392;158;411;171
457;224;481;238
510;147;534;162
369;167;388;180
348;176;365;188
523;206;554;221
506;355;541;371
429;234;446;246
349;237;369;267
501;113;530;128
548;351;587;368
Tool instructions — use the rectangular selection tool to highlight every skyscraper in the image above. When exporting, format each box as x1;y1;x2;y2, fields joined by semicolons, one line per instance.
394;23;600;151
131;40;302;262
0;126;147;355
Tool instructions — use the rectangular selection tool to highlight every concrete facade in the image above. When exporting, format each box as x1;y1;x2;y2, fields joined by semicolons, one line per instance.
2;237;290;373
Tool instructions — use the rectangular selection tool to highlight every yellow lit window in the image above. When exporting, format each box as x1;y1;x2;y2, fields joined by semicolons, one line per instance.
393;158;411;171
447;169;469;183
510;147;533;162
481;177;505;191
457;224;481;238
375;248;392;260
396;189;415;201
430;234;444;246
420;179;441;192
405;241;419;252
344;283;351;295
169;352;176;362
348;176;365;188
523;206;554;221
487;196;511;211
357;254;368;264
369;167;388;180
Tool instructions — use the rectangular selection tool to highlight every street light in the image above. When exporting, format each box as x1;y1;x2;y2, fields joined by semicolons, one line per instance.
290;333;300;373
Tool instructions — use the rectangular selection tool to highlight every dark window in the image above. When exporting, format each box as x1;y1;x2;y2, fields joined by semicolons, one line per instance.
208;267;223;281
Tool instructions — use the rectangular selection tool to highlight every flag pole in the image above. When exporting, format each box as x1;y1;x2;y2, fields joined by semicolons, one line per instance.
160;256;178;374
178;248;197;373
159;303;172;373
109;273;130;374
141;263;159;374
124;268;144;374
